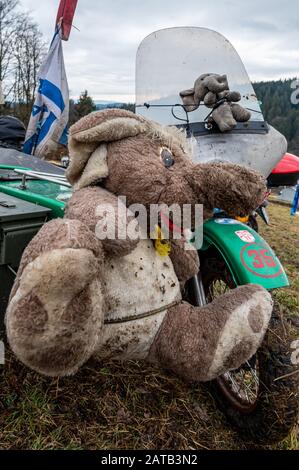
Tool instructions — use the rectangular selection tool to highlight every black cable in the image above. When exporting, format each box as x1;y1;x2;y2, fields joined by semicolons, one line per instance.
171;104;188;122
244;107;263;114
137;102;196;135
136;102;206;108
137;102;262;133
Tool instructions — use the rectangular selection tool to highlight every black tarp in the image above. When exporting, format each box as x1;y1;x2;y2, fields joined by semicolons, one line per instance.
0;116;26;148
267;172;299;187
0;148;65;176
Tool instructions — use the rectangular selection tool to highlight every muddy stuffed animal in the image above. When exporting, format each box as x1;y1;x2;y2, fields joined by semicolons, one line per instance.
180;73;251;132
5;109;272;380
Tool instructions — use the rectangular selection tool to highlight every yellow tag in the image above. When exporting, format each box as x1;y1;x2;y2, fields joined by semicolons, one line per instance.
153;225;171;256
236;215;249;223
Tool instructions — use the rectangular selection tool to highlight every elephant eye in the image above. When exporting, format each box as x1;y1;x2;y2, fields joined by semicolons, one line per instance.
160;148;174;168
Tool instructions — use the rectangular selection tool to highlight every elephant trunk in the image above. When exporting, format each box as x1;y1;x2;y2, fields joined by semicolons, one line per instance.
189;162;267;217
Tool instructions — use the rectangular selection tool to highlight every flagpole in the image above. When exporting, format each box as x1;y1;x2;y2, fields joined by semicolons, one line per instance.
31;112;44;156
56;0;78;41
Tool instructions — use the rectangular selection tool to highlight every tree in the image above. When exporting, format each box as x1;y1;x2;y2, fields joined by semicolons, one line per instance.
74;90;96;119
0;0;46;124
0;0;20;95
13;16;46;124
68;98;79;126
253;79;299;155
121;103;135;112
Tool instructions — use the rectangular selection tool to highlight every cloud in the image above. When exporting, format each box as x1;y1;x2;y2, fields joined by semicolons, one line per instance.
20;0;299;101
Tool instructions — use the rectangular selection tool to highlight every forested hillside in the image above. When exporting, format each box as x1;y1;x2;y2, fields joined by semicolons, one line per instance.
253;79;299;155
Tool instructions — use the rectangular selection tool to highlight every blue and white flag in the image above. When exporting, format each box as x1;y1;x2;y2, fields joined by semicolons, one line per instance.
23;28;69;157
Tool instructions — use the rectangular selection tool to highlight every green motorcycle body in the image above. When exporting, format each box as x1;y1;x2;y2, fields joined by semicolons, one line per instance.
200;218;289;289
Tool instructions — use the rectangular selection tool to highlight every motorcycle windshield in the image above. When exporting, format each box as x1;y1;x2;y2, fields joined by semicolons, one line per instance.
135;27;287;177
136;27;263;126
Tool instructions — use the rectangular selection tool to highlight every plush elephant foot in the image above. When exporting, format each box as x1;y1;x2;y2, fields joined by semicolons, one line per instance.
148;284;273;382
6;219;105;377
212;102;237;132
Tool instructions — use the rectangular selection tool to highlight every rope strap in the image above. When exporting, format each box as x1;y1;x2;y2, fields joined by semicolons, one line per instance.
104;299;181;325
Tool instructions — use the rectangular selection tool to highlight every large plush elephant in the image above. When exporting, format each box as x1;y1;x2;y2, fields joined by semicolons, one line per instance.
6;109;272;379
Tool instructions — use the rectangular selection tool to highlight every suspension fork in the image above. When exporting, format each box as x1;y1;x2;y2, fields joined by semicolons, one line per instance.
189;273;207;307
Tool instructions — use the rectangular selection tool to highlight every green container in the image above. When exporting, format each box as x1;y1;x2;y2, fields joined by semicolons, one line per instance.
0;179;70;219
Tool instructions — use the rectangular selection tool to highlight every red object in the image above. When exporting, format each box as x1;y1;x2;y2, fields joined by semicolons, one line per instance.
56;0;78;40
271;152;299;174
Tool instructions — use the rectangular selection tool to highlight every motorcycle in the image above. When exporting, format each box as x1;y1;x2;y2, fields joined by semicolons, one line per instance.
135;27;299;444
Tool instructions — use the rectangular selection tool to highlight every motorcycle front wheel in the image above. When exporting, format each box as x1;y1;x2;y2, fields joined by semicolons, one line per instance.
197;253;299;445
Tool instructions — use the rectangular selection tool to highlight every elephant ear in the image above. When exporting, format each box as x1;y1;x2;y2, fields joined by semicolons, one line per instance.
205;74;228;93
179;88;199;112
179;88;195;98
67;109;148;189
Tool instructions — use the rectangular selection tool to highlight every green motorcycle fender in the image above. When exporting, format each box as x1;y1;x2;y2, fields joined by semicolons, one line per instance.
198;218;289;290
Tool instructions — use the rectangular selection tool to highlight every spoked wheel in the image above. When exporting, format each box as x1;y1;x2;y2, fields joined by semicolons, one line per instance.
204;268;260;413
200;254;299;444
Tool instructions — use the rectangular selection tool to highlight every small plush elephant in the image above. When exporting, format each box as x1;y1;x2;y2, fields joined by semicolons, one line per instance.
5;109;272;380
180;73;251;131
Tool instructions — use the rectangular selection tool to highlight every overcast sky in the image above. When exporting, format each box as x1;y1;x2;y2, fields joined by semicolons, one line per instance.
21;0;299;102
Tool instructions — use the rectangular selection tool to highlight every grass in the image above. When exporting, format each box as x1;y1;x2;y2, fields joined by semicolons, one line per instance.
259;203;299;318
0;203;298;450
